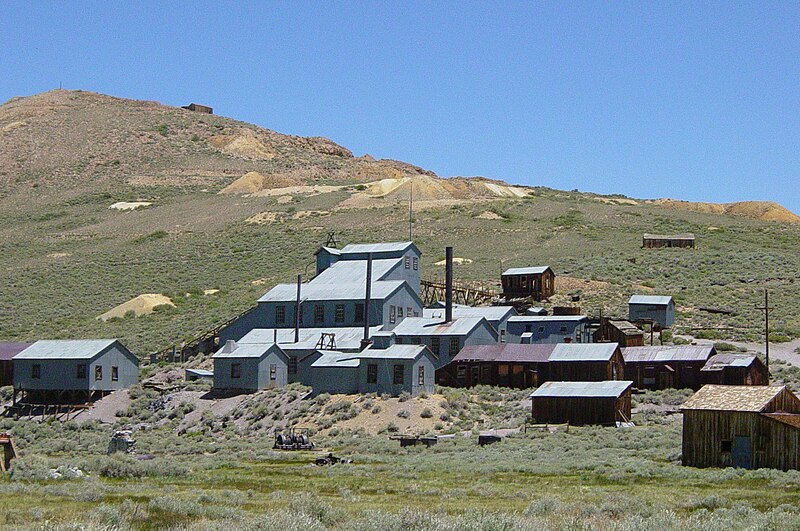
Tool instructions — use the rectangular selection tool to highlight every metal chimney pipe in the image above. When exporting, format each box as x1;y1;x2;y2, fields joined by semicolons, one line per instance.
361;254;373;350
294;273;301;343
445;246;453;323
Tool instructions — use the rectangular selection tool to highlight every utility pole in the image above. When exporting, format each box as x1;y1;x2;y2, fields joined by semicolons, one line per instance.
756;288;774;380
408;182;413;241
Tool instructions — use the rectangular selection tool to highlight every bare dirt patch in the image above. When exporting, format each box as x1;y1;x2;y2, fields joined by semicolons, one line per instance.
434;257;473;265
219;171;298;195
476;210;505;220
97;293;175;321
246;212;281;225
318;394;448;435
557;276;611;294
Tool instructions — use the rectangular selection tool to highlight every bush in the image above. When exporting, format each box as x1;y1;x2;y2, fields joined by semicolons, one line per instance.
420;408;433;418
397;409;410;419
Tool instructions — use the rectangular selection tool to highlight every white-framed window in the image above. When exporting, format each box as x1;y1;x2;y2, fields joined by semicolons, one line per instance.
412;257;418;270
404;256;411;269
398;306;404;319
275;305;286;324
314;304;324;324
389;305;396;324
335;304;345;323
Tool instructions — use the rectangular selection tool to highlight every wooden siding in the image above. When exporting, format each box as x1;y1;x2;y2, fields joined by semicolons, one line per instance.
502;270;555;301
700;360;769;387
643;236;695;248
624;361;705;390
531;392;631;426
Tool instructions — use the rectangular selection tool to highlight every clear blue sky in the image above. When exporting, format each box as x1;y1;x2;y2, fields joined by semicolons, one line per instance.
3;2;799;211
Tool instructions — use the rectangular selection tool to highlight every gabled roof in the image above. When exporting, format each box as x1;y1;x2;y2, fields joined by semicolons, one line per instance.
530;380;633;399
15;339;120;360
454;344;553;363
549;343;618;362
508;315;587;323
502;266;551;276
701;353;761;372
629;295;673;305
349;344;432;361
622;345;714;363
390;316;490;337
682;385;788;412
0;342;34;361
238;327;380;350
310;350;360;368
762;413;800;429
339;242;416;254
422;305;516;322
604;320;643;337
213;343;287;360
314;246;341;256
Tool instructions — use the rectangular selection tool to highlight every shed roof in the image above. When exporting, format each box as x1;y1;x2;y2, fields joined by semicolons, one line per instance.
310;350;361;368
423;305;516;322
605;320;643;337
681;385;787;412
238;327;380;350
530;380;632;399
622;345;714;363
643;233;695;240
628;295;674;305
213;343;286;360
508;315;587;323
502;266;551;276
351;344;431;361
0;342;33;361
14;339;119;360
762;413;800;429
391;316;489;337
701;353;760;372
454;344;553;363
549;343;618;362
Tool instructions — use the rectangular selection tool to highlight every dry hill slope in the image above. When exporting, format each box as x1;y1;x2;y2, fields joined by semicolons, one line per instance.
651;199;800;224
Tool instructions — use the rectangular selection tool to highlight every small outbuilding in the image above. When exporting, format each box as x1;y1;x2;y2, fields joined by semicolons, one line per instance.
622;345;715;390
530;380;633;426
212;340;288;392
592;319;644;348
181;103;213;114
13;340;139;402
628;295;675;328
501;266;555;301
547;343;624;382
642;233;695;249
700;353;768;386
0;343;32;387
681;385;800;470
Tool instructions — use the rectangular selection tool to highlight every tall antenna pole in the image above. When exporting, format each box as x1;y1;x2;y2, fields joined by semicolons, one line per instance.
756;288;774;380
408;181;413;241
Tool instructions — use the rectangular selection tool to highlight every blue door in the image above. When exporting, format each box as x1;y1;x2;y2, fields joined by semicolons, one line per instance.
732;436;752;469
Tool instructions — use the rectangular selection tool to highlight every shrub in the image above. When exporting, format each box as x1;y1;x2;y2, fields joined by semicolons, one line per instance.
397;409;410;419
420;408;433;419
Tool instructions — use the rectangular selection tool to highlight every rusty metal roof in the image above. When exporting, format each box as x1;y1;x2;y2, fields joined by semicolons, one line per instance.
549;343;618;361
622;345;714;363
0;342;33;361
701;353;760;372
682;385;788;412
454;344;553;363
530;380;633;398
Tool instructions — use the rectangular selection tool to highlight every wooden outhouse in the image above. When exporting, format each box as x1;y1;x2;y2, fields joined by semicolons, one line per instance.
530;380;633;426
681;385;800;470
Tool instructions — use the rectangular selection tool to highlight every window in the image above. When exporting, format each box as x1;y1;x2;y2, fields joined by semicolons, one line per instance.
367;364;378;384
270;364;277;381
521;276;528;288
404;256;411;269
314;304;324;324
288;356;298;375
32;364;41;379
396;337;403;344
407;307;413;318
430;337;440;355
413;311;419;317
393;364;404;385
560;326;567;333
449;337;460;357
355;303;365;324
418;365;425;386
111;366;119;382
411;336;421;345
398;306;404;319
412;257;418;270
457;365;467;380
498;364;509;377
525;325;532;333
721;440;732;453
538;326;545;333
76;364;86;379
389;305;396;324
231;363;241;379
335;304;345;323
500;330;506;344
275;305;286;324
95;366;103;381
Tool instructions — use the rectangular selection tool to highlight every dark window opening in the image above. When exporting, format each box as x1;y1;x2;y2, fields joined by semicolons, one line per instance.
95;366;103;381
393;364;404;385
449;337;460;357
76;364;86;379
335;304;345;323
314;305;324;324
270;364;277;381
288;357;298;375
355;303;365;324
32;364;41;379
418;365;425;386
231;363;241;379
275;305;286;324
111;366;119;381
721;440;732;453
367;364;378;384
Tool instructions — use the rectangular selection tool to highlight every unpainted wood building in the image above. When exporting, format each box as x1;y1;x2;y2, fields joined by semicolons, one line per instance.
682;385;800;470
181;103;213;114
530;380;633;426
592;319;644;348
700;353;768;386
501;266;555;301
621;345;716;390
0;343;32;387
642;233;695;249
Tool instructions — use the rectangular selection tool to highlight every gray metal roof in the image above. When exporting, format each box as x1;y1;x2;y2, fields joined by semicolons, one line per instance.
186;368;213;377
530;380;633;398
391;316;488;337
14;339;118;360
628;295;673;305
701;353;759;371
526;307;547;316
213;343;285;359
502;266;551;276
340;242;415;254
508;315;587;323
0;342;33;361
238;327;380;350
549;343;618;361
350;344;430;361
422;305;516;322
310;350;360;368
622;345;714;363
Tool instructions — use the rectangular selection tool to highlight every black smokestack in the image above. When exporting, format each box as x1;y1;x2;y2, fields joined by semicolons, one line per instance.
445;246;453;323
294;273;301;343
361;253;373;350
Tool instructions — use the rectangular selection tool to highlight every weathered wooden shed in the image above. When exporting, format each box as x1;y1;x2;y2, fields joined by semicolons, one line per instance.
530;380;633;426
628;295;675;328
592;319;644;348
212;340;288;392
501;266;555;301
181;103;213;114
621;345;716;390
439;344;553;388
13;340;139;403
681;385;800;470
642;233;695;249
0;343;31;387
547;343;624;382
700;353;768;386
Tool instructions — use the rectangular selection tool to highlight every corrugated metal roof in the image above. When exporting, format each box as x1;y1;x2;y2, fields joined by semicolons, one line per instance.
508;315;587;323
700;353;759;371
351;344;429;361
422;305;516;322
502;266;551;276
622;345;714;363
238;327;380;350
310;350;360;368
213;343;284;359
526;307;547;316
628;295;673;305
340;242;414;254
681;385;787;412
391;317;487;337
549;343;618;361
0;342;33;361
643;233;695;240
454;344;553;363
186;368;213;377
530;380;633;398
14;339;118;360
